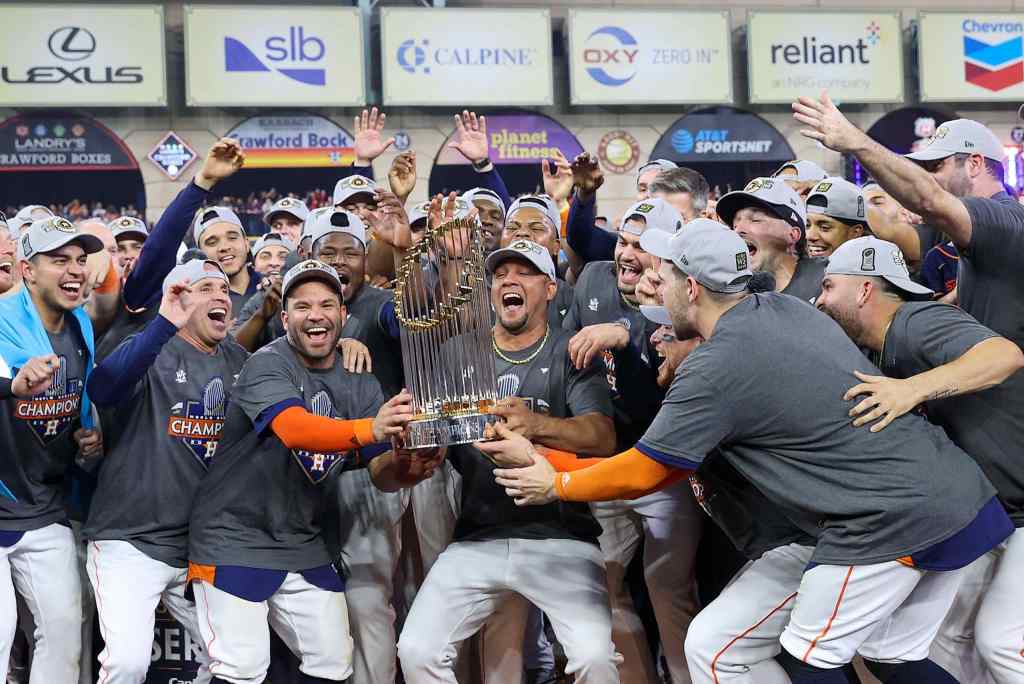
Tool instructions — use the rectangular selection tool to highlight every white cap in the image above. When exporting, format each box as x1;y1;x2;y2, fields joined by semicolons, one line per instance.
619;198;684;236
506;195;561;234
826;236;932;296
263;197;309;226
19;216;104;262
905;119;1005;163
302;207;332;240
161;259;229;294
333;175;377;207
193;207;244;245
407;200;430;228
773;160;828;183
639;218;752;294
485;239;556;282
108;216;149;242
462;188;506;216
10;205;54;234
251;232;297;257
716;177;806;231
805;178;867;224
309;209;367;250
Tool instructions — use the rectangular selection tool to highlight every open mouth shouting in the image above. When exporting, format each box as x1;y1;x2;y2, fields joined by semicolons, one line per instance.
58;279;83;303
303;323;334;350
617;260;642;287
500;289;525;317
207;306;229;330
0;259;12;283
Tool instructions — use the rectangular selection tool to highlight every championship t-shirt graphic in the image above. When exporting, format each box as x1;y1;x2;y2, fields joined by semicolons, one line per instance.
292;390;351;483
167;377;228;469
15;356;82;445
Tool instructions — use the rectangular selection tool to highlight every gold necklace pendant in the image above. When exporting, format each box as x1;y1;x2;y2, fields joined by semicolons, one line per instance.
492;326;550;366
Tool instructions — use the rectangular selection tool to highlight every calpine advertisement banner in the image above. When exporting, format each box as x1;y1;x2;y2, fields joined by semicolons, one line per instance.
381;8;553;106
747;10;904;104
920;13;1024;102
0;4;166;107
567;9;732;105
184;5;365;107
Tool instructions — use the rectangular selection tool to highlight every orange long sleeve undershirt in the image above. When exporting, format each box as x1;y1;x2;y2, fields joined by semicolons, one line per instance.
270;406;376;452
549;447;689;502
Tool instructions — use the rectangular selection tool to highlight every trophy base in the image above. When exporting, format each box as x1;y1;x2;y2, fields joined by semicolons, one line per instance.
405;412;498;449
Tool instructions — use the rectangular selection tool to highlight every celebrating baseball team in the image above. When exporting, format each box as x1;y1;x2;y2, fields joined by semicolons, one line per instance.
1;93;1022;684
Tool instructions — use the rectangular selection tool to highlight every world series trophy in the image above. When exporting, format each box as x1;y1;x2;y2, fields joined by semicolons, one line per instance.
393;199;499;448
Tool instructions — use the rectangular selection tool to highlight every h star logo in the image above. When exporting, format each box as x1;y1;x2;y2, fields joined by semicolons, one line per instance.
292;389;350;484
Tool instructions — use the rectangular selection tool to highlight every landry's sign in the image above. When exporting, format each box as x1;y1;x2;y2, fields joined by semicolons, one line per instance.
0;4;166;107
224;114;355;168
0;115;137;172
920;12;1024;101
434;114;583;166
747;10;904;104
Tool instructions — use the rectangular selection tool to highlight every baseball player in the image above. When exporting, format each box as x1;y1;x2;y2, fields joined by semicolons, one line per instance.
396;239;621;684
803;177;869;258
637;159;678;200
250;232;294;279
6;205;53;236
772;159;828;199
263;198;309;247
0;214;13;296
716;177;825;304
109;216;149;276
0;217;105;683
562;197;700;684
187;259;413;684
817;236;1024;683
193;207;258;316
463;187;507;253
83;259;248;683
483;219;1012;684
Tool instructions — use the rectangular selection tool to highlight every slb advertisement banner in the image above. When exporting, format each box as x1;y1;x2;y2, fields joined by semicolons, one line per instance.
920;12;1024;102
184;5;365;107
0;4;166;107
381;8;553;106
747;10;904;104
567;9;732;105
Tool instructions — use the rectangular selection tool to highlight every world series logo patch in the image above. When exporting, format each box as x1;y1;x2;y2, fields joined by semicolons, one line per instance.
292;390;351;484
167;377;228;469
15;356;81;445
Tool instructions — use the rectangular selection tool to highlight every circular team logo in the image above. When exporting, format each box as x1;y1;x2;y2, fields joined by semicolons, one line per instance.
394;131;412;151
597;130;640;174
48;27;96;62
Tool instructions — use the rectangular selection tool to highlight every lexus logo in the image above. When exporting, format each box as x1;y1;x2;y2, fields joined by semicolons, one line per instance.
48;27;96;62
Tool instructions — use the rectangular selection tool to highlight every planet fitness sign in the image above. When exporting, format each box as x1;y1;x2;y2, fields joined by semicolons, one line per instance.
434;113;583;166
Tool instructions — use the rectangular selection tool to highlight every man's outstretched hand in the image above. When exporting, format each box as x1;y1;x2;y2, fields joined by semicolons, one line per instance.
791;91;866;154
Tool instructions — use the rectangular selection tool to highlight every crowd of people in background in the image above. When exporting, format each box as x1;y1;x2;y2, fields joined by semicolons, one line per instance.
1;98;1023;684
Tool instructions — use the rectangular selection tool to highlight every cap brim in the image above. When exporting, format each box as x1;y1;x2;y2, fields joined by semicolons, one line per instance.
884;275;933;296
640;304;672;326
114;229;148;242
484;248;553;281
905;147;953;162
265;209;306;225
283;270;344;301
716;192;802;231
638;229;674;261
334;191;375;206
53;233;104;256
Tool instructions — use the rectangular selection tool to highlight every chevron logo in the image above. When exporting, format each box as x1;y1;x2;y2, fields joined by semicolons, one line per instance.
964;35;1024;92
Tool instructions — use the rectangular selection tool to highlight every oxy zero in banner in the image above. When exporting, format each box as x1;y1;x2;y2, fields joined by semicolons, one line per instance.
0;3;167;107
920;12;1024;102
747;10;904;104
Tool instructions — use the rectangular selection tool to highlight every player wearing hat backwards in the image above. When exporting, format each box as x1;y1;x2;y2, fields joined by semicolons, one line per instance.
95;140;245;362
193;207;259;316
464;187;507;254
251;232;294;279
716;176;825;304
263;198;309;247
483;219;1013;684
817;236;1024;683
794;93;1024;351
396;239;620;684
804;177;870;258
772;159;828;199
562;198;702;684
83;259;248;684
7;205;54;236
0;217;106;683
187;259;417;684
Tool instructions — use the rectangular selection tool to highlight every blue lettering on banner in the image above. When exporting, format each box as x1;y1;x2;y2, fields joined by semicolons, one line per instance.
224;27;326;86
397;39;536;75
962;18;1024;33
671;129;773;155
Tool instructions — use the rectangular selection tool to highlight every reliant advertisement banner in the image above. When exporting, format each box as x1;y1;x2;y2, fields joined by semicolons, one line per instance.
920;12;1024;101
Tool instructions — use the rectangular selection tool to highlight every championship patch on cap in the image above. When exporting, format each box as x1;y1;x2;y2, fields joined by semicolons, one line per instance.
861;247;876;271
347;176;370;188
634;203;655;213
735;252;748;271
813;182;832;193
47;217;75;234
744;178;772;192
117;217;135;228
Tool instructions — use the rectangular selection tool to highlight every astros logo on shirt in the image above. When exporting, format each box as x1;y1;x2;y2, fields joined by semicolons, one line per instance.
292;390;351;484
167;377;228;469
15;356;82;445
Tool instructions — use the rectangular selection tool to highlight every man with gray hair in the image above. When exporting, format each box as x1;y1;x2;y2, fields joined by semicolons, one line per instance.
648;167;710;221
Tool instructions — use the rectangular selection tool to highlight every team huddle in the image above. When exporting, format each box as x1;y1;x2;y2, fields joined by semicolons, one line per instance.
0;95;1021;684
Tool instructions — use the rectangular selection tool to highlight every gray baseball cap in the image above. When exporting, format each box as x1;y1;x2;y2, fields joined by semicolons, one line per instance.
506;195;561;234
251;232;297;258
0;211;9;239
161;259;229;295
716;177;807;231
805;177;868;224
333;175;377;207
619;198;684;236
263;197;310;226
302;207;332;240
281;259;345;302
19;216;104;262
193;207;245;245
309;209;367;251
773;160;828;182
485;238;557;282
639;218;752;294
640;304;673;327
109;216;149;242
462;188;506;216
825;236;932;296
10;205;55;234
408;200;430;229
905;119;1004;163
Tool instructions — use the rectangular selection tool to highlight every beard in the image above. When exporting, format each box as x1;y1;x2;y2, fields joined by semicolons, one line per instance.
820;303;867;346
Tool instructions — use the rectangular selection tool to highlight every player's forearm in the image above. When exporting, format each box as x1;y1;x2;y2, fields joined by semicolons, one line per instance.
88;314;178;406
270;406;376;452
532;413;616;456
566;194;615;265
913;337;1024;403
368;451;414;492
231;309;270;353
554;447;684;502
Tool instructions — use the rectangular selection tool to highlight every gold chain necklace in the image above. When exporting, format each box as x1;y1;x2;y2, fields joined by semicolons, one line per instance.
619;290;640;311
492;326;550;365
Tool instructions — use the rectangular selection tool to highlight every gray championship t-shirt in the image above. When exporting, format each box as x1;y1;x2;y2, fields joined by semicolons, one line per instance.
639;293;996;565
549;278;574;330
781;256;826;305
343;283;404;396
0;323;88;531
188;336;386;570
450;329;609;544
563;261;662;451
84;331;249;567
878;301;1024;527
960;192;1024;347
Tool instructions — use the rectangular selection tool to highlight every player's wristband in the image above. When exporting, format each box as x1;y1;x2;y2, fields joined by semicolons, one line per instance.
472;158;494;173
553;472;569;500
352;418;376;448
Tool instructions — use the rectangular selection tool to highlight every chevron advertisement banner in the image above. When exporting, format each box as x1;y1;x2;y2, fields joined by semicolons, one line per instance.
920;12;1024;101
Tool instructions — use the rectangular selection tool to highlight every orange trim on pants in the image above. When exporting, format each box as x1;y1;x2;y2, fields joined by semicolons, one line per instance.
187;561;216;585
802;566;855;663
710;591;798;684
